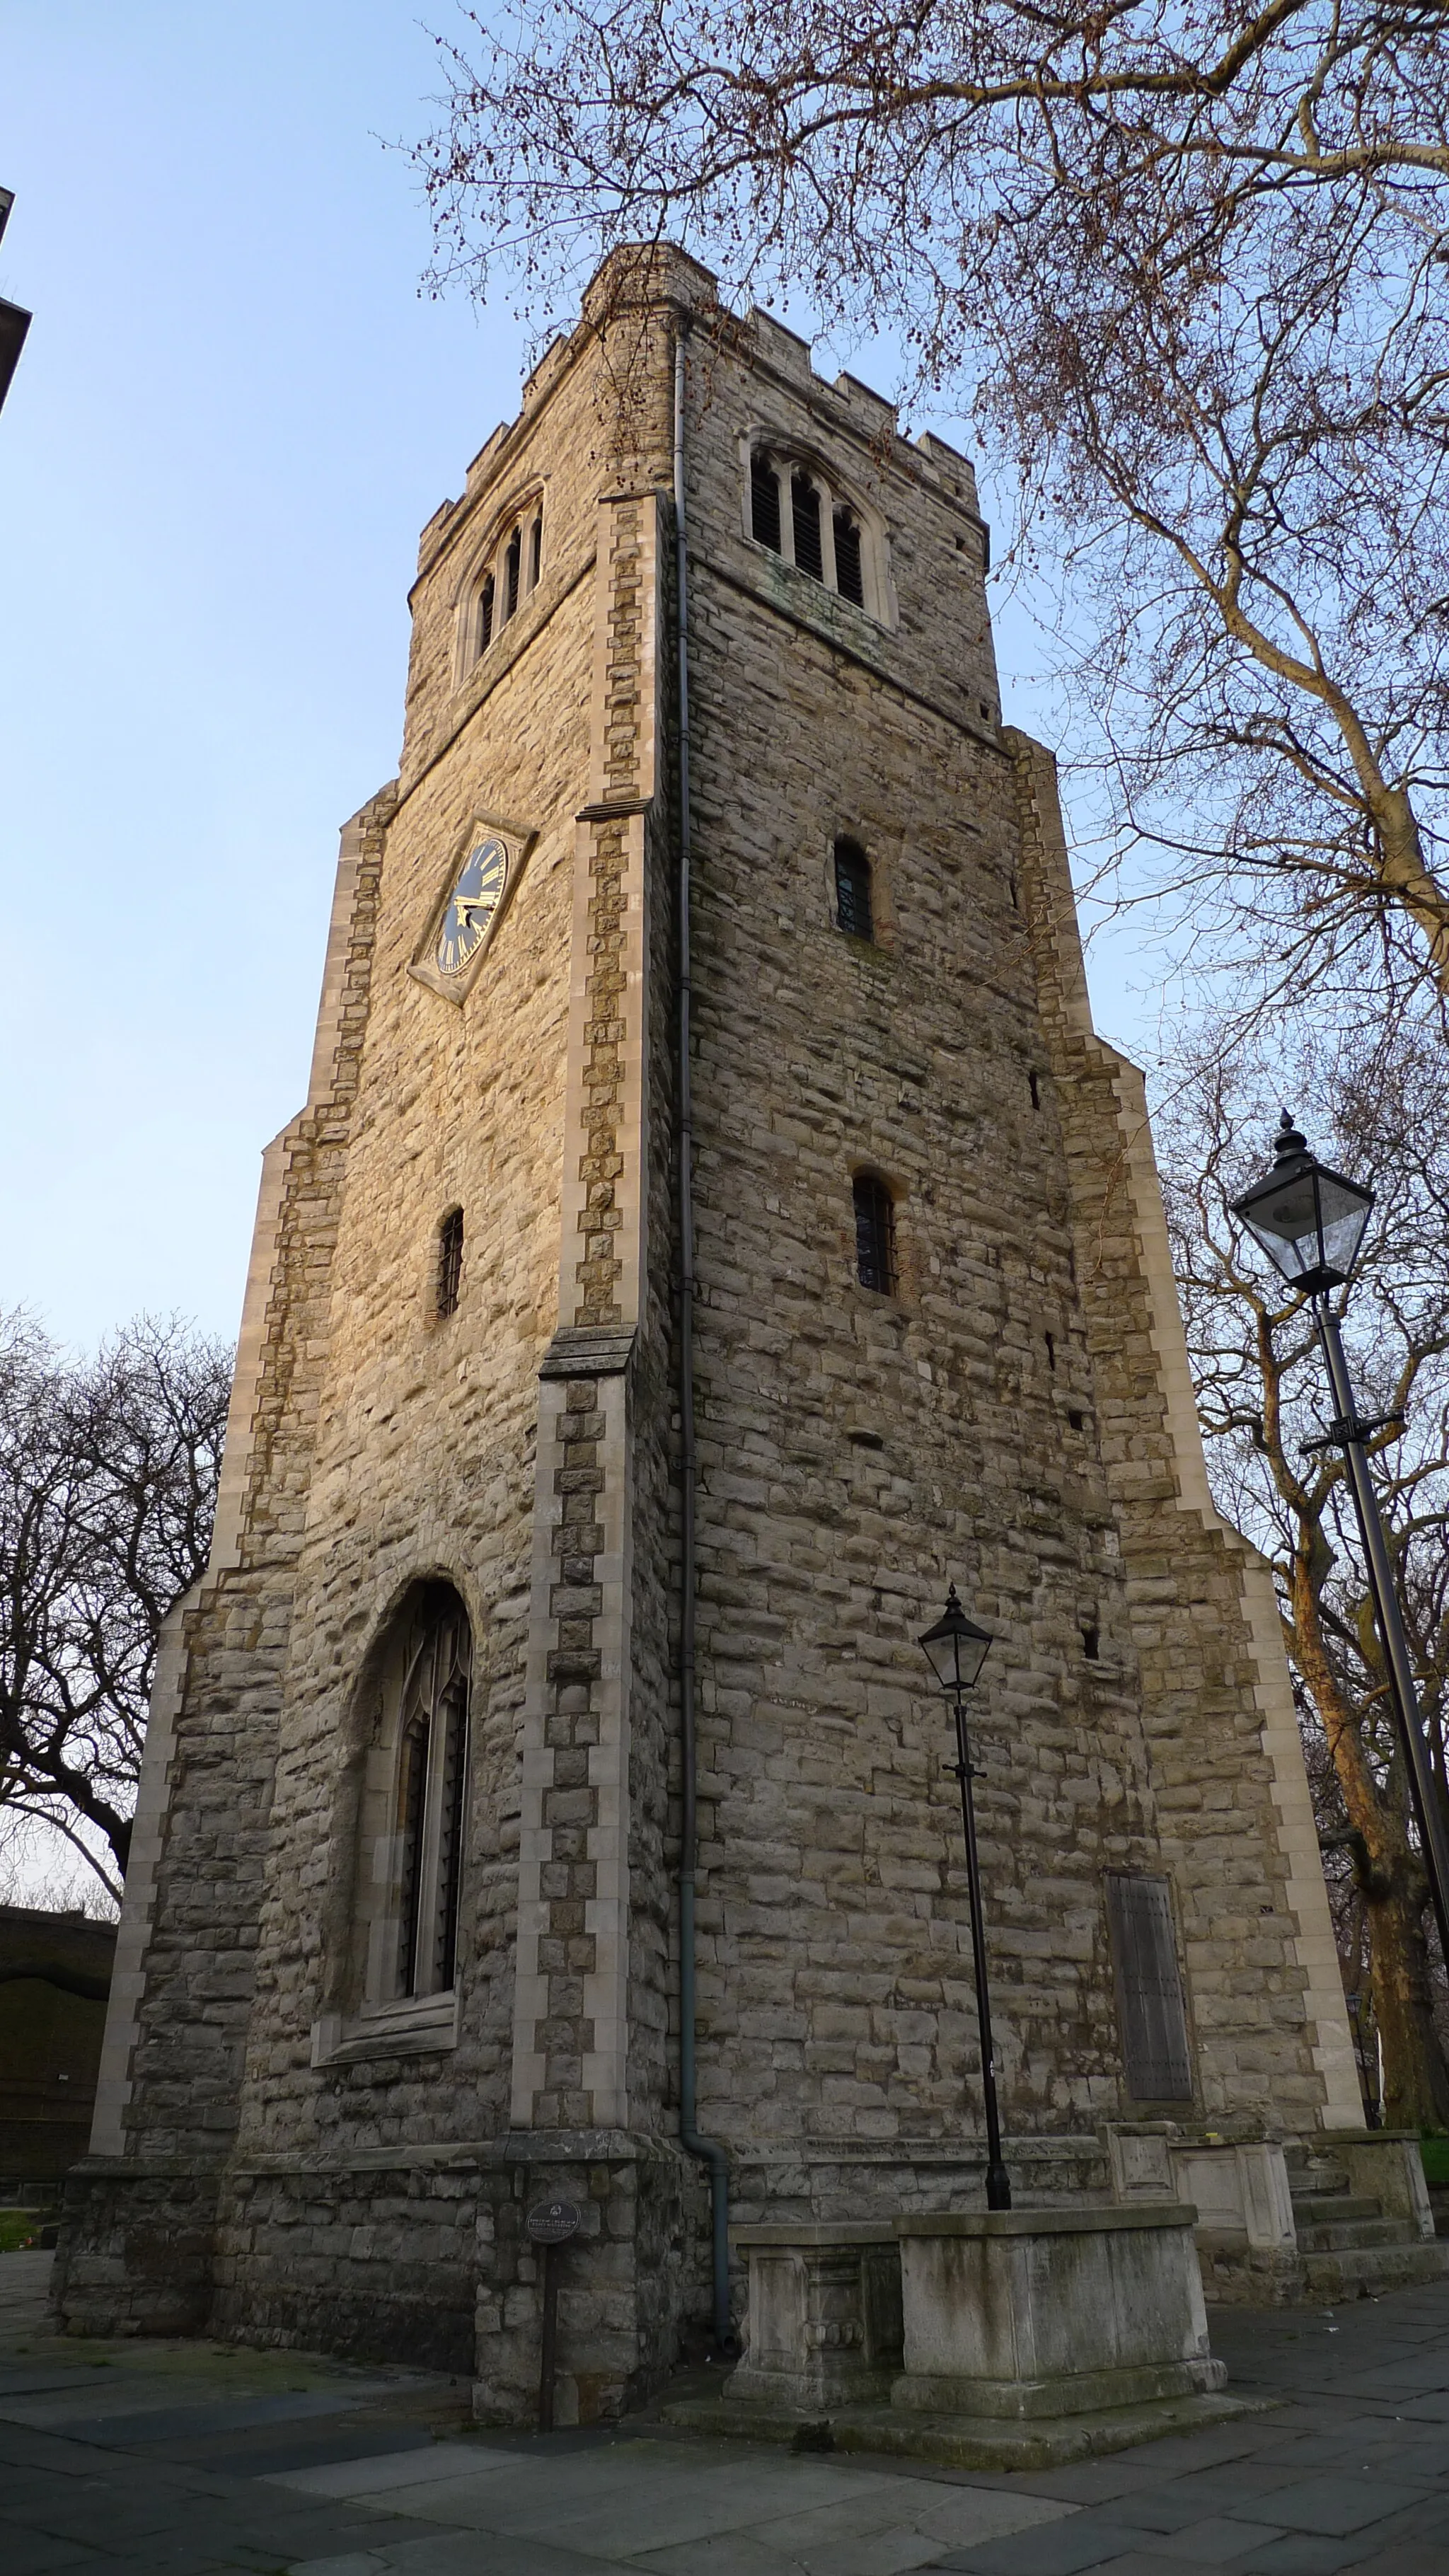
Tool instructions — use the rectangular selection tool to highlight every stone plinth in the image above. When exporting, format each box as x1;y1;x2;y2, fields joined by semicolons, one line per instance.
666;2200;1253;2468
730;2224;903;2409
894;2205;1222;2419
1109;2128;1298;2297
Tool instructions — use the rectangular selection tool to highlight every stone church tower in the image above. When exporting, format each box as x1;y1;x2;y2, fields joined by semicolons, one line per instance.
62;247;1365;2419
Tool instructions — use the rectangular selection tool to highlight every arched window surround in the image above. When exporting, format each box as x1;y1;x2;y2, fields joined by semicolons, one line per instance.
454;481;546;685
310;1577;476;2067
741;435;894;625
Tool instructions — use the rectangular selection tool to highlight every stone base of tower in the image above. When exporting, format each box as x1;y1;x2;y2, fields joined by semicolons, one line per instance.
54;2133;713;2422
54;2162;224;2341
470;2135;712;2426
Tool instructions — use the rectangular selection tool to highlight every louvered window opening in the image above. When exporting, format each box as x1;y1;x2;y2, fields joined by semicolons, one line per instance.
854;1174;896;1295
833;508;864;606
1106;1872;1194;2102
751;453;782;550
437;1208;463;1317
749;450;872;613
792;475;824;580
393;1602;472;1999
471;504;543;663
834;838;873;940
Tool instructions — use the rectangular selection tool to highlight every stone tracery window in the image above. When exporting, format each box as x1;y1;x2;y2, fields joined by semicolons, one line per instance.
748;444;875;615
374;1588;472;2003
466;497;543;668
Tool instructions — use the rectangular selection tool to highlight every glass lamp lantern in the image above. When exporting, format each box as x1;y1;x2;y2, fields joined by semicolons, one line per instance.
1230;1115;1374;1298
919;1585;993;1695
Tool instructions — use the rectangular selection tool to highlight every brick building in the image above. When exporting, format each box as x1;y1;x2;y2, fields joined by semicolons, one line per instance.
59;247;1371;2415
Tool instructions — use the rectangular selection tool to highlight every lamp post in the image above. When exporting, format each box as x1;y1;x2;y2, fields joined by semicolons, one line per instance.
1231;1114;1449;1970
919;1586;1010;2211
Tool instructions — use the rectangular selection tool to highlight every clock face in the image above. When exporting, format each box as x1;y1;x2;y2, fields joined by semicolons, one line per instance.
437;836;508;977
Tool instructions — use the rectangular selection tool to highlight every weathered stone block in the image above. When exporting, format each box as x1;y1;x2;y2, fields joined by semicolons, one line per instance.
892;2206;1222;2418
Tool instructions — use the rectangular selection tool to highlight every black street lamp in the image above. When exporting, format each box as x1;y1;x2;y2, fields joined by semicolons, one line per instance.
1232;1114;1449;1970
919;1585;1010;2211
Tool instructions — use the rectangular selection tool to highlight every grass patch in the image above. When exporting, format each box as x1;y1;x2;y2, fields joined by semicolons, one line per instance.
1420;2133;1449;2186
0;2209;50;2253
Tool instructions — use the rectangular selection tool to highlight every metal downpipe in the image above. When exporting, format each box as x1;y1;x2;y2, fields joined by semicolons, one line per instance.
672;320;730;2349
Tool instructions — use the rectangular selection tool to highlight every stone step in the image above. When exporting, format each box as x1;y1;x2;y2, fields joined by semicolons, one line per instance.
1285;2157;1350;2195
1295;2216;1412;2253
1302;2239;1449;2299
1288;2193;1383;2226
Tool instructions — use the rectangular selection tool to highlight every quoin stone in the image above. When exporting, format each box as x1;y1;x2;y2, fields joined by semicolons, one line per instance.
57;246;1436;2425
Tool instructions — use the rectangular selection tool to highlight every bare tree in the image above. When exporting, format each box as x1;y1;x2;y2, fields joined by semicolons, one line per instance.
1158;1023;1449;2127
0;1312;231;1904
414;0;1449;1016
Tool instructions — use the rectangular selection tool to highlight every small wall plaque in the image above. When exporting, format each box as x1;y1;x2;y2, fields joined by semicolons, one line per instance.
526;2197;582;2244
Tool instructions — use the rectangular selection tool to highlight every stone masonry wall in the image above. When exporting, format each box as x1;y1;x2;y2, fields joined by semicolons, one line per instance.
1008;732;1358;2130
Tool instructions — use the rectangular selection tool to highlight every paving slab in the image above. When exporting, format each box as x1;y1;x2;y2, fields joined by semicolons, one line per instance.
269;2437;526;2497
6;2256;1449;2575
1148;2517;1289;2562
1239;2477;1431;2536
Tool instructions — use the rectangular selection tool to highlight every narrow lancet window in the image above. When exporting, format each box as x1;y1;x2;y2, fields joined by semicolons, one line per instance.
529;516;542;589
504;527;521;621
477;575;495;657
751;454;782;553
853;1173;896;1295
437;1208;463;1317
792;475;824;581
834;838;873;940
833;509;864;606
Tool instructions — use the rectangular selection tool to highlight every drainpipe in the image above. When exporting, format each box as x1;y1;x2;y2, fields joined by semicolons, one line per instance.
672;319;731;2349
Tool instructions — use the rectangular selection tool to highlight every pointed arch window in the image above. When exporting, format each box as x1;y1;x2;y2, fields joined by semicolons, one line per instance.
391;1595;471;1999
466;500;544;669
746;443;882;618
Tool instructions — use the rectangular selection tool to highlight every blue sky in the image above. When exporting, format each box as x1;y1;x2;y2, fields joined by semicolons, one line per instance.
1;2;1138;1358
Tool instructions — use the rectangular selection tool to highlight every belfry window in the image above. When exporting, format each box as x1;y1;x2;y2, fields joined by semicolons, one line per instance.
391;1594;471;2000
853;1173;896;1295
751;451;782;551
467;499;543;667
437;1207;463;1317
833;508;864;606
792;475;824;582
834;838;873;940
747;444;880;616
